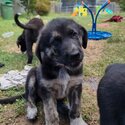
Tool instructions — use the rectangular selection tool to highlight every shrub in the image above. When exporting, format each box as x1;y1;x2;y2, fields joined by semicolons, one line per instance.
35;0;51;16
120;0;125;11
20;0;36;14
111;0;125;11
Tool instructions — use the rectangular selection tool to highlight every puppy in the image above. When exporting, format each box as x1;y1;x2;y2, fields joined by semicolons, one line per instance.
15;14;44;64
0;18;88;125
97;63;125;125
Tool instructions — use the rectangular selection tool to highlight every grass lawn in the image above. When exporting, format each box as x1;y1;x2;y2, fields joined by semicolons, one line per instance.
0;12;125;125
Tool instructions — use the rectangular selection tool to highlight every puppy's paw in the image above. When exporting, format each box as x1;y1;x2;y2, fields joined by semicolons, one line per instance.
70;116;88;125
22;51;27;54
26;106;37;120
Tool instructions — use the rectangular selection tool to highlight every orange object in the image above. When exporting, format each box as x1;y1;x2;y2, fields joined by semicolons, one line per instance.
108;0;110;4
71;11;78;16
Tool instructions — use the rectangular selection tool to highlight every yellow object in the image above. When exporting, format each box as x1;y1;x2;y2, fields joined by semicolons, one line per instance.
71;6;87;17
79;7;87;16
74;7;79;12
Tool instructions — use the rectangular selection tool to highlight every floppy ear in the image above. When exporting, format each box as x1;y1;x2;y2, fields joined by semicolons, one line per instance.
36;29;51;64
80;26;88;49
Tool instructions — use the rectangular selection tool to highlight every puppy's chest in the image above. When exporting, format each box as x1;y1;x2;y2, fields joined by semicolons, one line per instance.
41;69;83;99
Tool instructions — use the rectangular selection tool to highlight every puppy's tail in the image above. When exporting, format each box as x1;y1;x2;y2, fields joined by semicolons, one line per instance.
0;93;25;104
14;13;37;30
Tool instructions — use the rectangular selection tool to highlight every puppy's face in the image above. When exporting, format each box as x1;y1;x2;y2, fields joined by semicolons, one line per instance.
36;18;88;69
17;34;26;53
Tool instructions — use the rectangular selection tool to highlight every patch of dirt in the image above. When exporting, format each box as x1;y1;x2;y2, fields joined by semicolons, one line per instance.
0;84;98;125
13;116;69;125
97;23;111;28
4;44;20;53
82;84;99;125
84;40;106;64
9;116;44;125
3;43;36;54
84;77;101;91
0;112;69;125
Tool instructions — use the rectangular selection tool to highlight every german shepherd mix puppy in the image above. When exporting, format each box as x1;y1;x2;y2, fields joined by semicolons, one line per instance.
15;14;44;64
97;63;125;125
0;18;88;125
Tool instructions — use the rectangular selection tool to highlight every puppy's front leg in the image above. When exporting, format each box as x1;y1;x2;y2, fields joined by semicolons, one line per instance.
39;87;59;125
25;72;38;120
68;84;88;125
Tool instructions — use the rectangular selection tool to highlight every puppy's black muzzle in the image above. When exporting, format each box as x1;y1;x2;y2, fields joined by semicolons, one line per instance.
66;51;83;68
69;51;81;61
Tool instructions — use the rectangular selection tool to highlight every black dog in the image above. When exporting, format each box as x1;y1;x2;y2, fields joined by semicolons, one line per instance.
0;18;88;125
97;63;125;125
15;14;44;64
26;18;88;125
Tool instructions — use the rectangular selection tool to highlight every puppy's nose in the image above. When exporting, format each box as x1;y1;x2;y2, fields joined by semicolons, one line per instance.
70;52;81;60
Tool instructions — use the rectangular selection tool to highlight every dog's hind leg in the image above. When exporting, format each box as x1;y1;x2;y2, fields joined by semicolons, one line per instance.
25;68;38;120
38;86;59;125
25;30;33;64
68;84;87;125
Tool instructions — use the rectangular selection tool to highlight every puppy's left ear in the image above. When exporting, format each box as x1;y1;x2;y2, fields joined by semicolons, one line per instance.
80;26;88;49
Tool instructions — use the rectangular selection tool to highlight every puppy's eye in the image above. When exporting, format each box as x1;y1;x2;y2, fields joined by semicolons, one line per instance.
50;36;62;46
54;36;62;41
69;30;78;37
51;46;59;57
53;48;58;55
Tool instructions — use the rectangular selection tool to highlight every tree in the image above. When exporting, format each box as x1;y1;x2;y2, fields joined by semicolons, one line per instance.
20;0;36;15
35;0;51;16
119;0;125;11
111;0;125;11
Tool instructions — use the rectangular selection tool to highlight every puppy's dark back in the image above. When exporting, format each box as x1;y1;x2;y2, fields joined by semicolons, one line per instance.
26;18;44;30
100;63;125;85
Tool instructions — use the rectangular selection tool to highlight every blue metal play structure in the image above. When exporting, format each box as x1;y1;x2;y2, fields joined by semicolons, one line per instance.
82;0;112;40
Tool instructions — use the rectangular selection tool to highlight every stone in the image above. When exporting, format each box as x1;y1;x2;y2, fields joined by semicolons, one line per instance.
0;65;32;90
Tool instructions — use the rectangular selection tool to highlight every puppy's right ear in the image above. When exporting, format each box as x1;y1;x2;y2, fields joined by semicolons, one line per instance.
80;26;88;49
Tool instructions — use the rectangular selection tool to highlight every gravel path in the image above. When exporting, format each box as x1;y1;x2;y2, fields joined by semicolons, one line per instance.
84;77;101;91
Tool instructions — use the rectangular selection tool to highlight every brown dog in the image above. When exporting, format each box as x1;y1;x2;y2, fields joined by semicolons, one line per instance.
15;14;44;64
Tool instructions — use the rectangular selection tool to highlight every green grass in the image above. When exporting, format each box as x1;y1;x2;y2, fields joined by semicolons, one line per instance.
0;51;38;74
0;12;125;125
